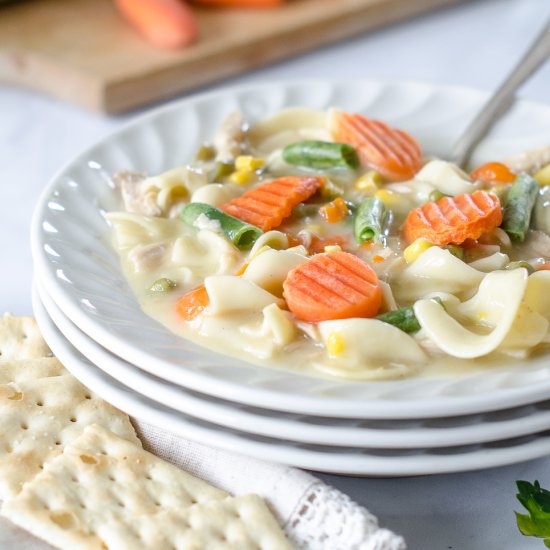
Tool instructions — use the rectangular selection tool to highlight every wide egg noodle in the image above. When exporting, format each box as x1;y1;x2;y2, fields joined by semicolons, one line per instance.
393;247;485;302
141;166;208;216
242;249;307;297
105;212;184;250
171;230;240;279
190;183;242;206
249;231;289;256
467;252;509;273
248;108;330;154
316;319;427;379
204;275;283;315
413;269;528;359
414;159;478;196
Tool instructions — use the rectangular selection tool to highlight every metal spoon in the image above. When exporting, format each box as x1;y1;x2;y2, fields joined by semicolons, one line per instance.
449;18;550;168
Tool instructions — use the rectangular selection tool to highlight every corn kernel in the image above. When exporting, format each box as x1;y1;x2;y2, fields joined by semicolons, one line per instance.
374;189;401;207
324;245;342;254
403;238;433;263
355;171;383;192
235;155;264;172
534;163;550;186
228;170;256;186
326;332;345;356
305;224;324;235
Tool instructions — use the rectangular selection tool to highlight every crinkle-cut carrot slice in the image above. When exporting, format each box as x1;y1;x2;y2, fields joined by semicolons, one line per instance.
403;190;502;246
175;284;210;321
283;251;382;322
221;176;322;231
333;111;422;181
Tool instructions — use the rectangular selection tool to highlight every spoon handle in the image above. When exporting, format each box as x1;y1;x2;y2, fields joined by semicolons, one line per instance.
449;19;550;168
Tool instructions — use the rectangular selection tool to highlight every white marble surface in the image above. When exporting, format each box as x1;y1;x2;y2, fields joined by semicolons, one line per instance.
2;0;550;548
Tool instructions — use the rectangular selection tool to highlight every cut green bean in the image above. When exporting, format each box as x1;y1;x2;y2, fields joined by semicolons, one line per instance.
147;278;177;294
376;298;443;333
180;202;263;250
354;197;387;243
502;174;539;242
283;141;359;170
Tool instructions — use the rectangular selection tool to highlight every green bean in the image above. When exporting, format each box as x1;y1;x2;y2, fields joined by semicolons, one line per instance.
180;202;263;250
376;298;443;333
502;174;539;242
282;141;359;170
354;197;387;243
147;278;177;294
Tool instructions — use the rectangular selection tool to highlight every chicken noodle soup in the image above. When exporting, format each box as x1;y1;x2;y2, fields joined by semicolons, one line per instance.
105;108;550;380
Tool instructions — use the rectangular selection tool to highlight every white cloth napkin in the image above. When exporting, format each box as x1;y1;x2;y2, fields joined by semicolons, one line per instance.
134;420;406;550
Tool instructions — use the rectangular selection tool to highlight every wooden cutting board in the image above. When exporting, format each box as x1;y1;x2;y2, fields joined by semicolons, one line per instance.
0;0;464;113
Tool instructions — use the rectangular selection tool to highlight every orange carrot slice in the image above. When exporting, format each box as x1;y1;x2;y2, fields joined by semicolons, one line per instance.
175;284;209;321
192;0;282;6
470;162;516;184
115;0;197;49
403;190;502;246
221;176;322;231
537;262;550;271
333;111;422;181
283;251;382;322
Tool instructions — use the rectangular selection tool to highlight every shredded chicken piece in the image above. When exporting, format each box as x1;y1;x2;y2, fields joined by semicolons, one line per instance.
214;111;247;160
504;145;550;174
128;242;167;272
113;171;162;217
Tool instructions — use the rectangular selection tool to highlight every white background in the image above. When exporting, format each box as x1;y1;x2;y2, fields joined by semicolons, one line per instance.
2;0;550;547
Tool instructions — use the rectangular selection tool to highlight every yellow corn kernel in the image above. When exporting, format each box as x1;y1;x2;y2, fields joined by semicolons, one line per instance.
326;332;345;356
305;224;324;235
355;171;383;192
228;170;256;186
534;163;550;186
235;155;264;172
374;189;401;207
324;245;342;254
403;238;433;263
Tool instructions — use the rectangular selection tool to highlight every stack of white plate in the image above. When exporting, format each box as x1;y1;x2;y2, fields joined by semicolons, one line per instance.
31;80;550;475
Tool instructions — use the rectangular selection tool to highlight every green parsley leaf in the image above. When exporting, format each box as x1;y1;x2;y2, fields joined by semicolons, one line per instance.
516;480;550;546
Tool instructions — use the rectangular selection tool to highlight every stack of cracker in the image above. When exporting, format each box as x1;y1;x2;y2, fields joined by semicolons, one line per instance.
0;314;292;550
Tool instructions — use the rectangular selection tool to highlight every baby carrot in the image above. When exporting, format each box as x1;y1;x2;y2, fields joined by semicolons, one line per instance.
175;284;209;321
283;251;382;322
333;111;422;181
115;0;198;49
403;190;502;246
470;162;516;184
221;176;322;231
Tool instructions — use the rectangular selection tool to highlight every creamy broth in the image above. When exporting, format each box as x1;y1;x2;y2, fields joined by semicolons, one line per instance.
106;108;550;381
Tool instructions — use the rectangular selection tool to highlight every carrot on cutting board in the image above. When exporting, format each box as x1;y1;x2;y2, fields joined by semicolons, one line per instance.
470;162;516;184
175;284;210;321
115;0;198;49
333;111;423;181
403;190;502;246
192;0;282;6
283;251;382;322
221;176;322;231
